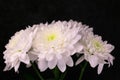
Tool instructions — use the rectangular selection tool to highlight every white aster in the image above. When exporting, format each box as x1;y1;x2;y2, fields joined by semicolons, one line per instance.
31;20;83;72
76;32;114;74
3;26;38;72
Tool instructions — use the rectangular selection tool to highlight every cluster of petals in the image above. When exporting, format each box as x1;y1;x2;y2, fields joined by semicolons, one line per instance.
31;20;83;72
3;20;114;74
3;26;38;72
76;25;114;74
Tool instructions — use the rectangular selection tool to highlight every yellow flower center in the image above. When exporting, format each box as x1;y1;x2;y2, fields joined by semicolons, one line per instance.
47;34;56;42
93;40;103;51
18;50;22;52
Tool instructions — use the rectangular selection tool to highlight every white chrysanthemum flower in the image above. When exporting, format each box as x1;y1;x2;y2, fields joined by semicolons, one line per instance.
76;32;114;74
3;26;38;72
31;20;83;72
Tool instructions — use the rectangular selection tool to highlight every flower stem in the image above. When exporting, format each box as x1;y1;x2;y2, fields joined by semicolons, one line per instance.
31;62;44;80
59;70;67;80
79;62;88;80
53;67;60;80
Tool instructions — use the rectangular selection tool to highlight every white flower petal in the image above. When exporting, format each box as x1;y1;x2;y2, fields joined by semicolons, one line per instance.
98;64;104;74
107;54;114;67
105;44;115;52
26;64;32;68
76;45;83;52
88;55;98;68
4;63;12;71
56;54;62;59
57;58;66;72
75;55;84;65
38;53;46;59
28;52;38;61
10;54;18;62
46;53;54;61
19;54;30;64
48;57;57;69
38;59;48;72
65;56;73;67
14;62;20;72
71;35;81;45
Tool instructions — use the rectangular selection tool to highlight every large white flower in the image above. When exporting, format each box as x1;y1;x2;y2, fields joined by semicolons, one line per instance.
31;20;83;72
76;32;114;74
3;26;38;72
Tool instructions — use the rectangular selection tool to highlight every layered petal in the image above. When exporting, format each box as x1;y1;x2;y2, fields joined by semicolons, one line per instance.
3;26;38;72
98;64;104;74
38;59;48;72
87;55;99;68
32;20;83;72
76;26;114;74
48;57;57;69
57;58;66;72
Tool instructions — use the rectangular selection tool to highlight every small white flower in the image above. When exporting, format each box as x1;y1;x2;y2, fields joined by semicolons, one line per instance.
3;26;38;72
76;32;114;74
31;20;83;72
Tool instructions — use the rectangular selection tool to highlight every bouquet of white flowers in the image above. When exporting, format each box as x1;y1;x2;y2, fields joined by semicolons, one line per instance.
3;20;114;80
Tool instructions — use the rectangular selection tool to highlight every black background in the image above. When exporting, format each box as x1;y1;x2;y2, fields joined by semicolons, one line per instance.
0;0;119;80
